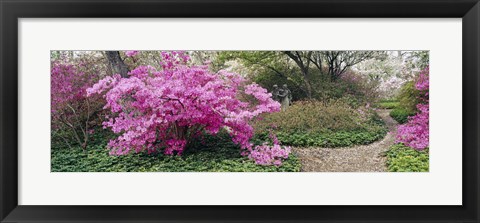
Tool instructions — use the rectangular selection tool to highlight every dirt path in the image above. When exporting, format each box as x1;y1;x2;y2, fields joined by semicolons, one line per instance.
292;109;398;172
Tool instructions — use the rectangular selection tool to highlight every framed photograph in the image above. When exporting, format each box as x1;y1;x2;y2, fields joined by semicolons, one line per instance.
1;0;479;222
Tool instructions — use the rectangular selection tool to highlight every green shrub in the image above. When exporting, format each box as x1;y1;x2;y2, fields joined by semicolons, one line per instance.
388;82;420;124
51;133;301;172
390;108;416;124
254;100;387;147
397;81;421;113
386;143;429;172
271;129;386;148
375;99;400;109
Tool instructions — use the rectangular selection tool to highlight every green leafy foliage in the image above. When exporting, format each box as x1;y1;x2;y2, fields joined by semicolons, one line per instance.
51;132;301;172
388;81;421;124
254;100;387;147
386;143;429;172
375;99;400;109
269;130;386;148
397;81;421;113
215;51;378;104
389;107;416;124
216;51;312;101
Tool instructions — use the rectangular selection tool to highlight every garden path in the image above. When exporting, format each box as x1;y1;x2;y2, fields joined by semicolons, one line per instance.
292;109;398;172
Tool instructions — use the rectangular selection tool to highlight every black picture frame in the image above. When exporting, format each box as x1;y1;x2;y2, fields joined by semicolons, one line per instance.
1;0;479;222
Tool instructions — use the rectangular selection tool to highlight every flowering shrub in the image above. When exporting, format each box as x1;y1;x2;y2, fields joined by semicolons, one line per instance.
51;60;104;149
125;51;139;57
51;63;85;113
87;51;280;158
353;54;411;99
415;66;429;96
248;133;291;166
339;70;380;103
396;67;429;150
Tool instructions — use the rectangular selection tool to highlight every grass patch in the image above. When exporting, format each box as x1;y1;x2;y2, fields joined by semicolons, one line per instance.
385;143;429;172
254;100;388;147
51;133;301;172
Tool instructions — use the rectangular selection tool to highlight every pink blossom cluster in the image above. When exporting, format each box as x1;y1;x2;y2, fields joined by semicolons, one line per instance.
415;66;429;92
396;103;429;149
87;51;280;156
51;60;104;148
396;67;429;150
248;133;291;166
160;51;190;69
51;62;98;114
125;51;139;57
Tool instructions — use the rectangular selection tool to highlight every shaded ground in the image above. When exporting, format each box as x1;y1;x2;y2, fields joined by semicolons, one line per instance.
292;109;398;172
51;131;302;172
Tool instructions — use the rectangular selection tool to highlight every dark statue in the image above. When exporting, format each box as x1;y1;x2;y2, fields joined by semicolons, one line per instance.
272;84;292;111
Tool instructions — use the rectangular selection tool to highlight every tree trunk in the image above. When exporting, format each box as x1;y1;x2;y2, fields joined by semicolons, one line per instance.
303;78;312;99
105;51;129;78
283;51;313;99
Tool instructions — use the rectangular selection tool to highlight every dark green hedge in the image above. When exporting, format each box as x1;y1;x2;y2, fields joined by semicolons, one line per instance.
390;108;416;124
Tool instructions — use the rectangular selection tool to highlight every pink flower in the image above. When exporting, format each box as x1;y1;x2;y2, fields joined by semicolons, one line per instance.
87;51;280;157
125;51;139;57
247;132;291;166
396;67;429;150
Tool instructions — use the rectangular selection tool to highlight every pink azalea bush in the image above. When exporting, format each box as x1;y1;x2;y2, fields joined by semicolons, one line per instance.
51;63;84;113
125;51;139;57
88;51;288;165
396;67;429;150
415;66;429;93
51;61;103;149
248;133;291;166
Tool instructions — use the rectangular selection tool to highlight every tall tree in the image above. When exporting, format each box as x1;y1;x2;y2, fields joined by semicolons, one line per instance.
105;51;129;78
283;51;314;98
216;51;288;77
324;51;377;81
